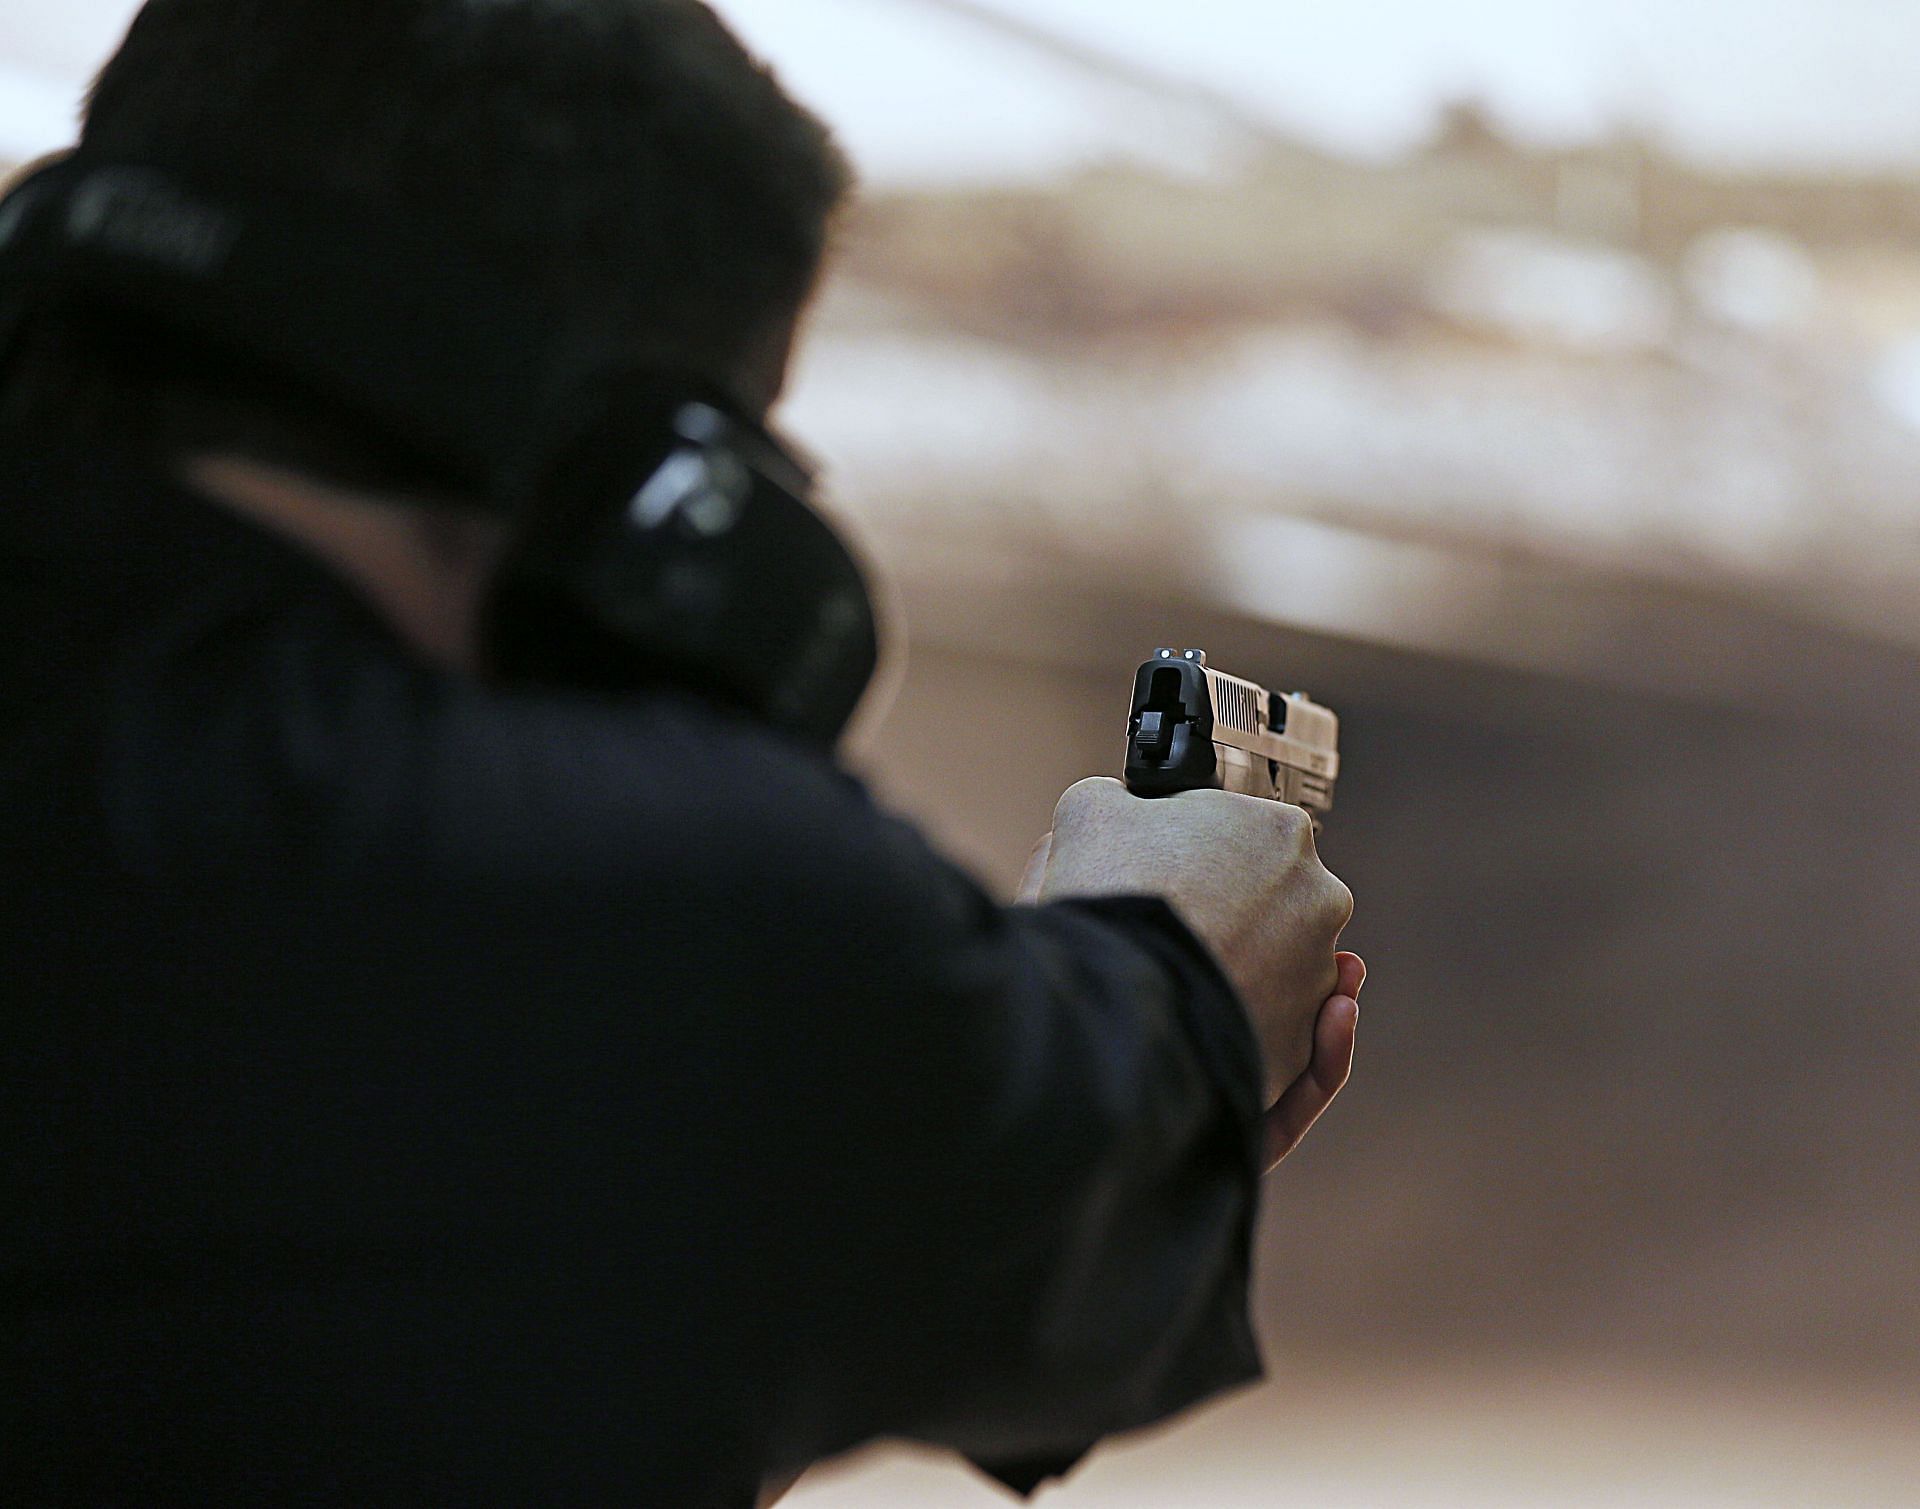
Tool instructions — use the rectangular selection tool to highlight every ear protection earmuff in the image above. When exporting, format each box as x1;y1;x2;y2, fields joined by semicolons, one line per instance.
0;157;879;747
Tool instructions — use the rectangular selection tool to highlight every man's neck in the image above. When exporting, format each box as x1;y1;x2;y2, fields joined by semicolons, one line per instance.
184;454;508;673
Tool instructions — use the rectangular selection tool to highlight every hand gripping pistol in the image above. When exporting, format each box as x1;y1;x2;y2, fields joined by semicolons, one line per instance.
1124;649;1340;822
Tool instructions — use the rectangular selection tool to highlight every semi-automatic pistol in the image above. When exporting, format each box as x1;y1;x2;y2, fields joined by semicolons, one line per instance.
1124;648;1340;821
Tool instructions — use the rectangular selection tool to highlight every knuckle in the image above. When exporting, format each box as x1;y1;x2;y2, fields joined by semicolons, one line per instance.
1269;801;1314;844
1055;775;1125;826
1323;876;1356;928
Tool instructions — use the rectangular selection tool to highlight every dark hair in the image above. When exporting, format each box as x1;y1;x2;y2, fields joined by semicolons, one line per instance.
3;0;852;493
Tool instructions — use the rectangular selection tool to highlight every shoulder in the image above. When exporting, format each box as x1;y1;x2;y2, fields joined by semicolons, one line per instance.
95;581;974;934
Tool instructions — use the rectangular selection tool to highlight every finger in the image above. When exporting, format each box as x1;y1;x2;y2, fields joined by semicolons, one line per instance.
1015;832;1053;904
1261;995;1358;1173
1334;951;1366;1000
1262;996;1356;1170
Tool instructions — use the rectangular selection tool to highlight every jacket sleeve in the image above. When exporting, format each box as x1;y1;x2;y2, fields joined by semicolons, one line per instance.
384;684;1272;1491
788;893;1270;1495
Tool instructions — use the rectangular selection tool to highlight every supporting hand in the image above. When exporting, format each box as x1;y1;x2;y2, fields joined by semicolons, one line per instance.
1263;951;1364;1172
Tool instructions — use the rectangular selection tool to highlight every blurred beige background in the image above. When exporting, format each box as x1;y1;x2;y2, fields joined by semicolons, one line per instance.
7;3;1919;1503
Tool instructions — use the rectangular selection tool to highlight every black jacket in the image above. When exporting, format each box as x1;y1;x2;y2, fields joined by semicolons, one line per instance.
0;437;1267;1506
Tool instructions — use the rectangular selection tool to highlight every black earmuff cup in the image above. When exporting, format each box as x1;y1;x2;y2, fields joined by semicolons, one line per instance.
484;383;879;748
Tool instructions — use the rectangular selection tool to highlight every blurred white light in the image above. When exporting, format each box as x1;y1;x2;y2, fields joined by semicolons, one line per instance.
1429;231;1674;351
1684;228;1823;332
1870;335;1920;434
1206;513;1505;651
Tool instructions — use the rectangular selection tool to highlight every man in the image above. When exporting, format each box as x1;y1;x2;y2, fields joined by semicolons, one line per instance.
0;3;1361;1505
